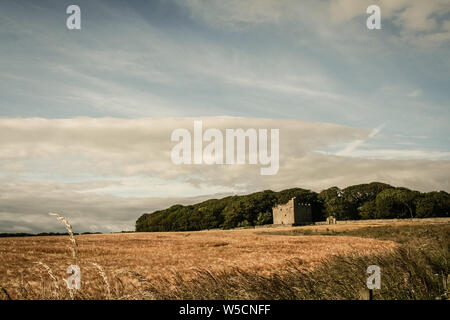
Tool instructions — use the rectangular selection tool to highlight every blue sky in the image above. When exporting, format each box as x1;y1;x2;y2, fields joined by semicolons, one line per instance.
1;0;449;146
0;0;449;232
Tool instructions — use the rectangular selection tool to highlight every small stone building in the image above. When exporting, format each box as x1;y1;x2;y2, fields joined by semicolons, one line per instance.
326;215;337;225
272;197;312;225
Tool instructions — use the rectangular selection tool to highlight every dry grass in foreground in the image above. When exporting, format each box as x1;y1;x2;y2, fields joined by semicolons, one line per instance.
0;217;447;300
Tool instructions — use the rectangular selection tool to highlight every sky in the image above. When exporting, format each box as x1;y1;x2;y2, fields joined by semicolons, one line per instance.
0;0;449;233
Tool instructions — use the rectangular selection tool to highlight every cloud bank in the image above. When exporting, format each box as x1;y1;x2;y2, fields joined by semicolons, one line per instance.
1;117;449;233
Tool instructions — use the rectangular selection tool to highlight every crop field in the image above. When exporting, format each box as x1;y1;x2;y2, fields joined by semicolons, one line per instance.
0;218;448;300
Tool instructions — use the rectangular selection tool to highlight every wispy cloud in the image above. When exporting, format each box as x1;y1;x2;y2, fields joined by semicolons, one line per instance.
408;89;423;98
336;148;450;160
179;0;450;46
336;122;387;156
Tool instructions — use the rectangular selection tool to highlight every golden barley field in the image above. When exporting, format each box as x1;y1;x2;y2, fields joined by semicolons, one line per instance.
0;218;448;300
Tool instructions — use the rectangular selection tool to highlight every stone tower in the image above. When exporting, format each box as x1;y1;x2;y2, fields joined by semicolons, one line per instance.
272;197;312;225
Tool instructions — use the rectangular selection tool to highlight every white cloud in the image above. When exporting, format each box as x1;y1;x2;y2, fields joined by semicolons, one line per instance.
0;117;449;232
335;149;450;160
176;0;292;29
179;0;450;46
407;89;423;98
336;122;386;156
0;179;223;233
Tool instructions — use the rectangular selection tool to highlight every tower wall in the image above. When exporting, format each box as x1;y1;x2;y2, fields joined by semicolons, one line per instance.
272;198;312;225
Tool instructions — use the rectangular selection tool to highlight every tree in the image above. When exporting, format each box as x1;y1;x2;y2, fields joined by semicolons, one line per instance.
318;187;343;217
256;212;273;225
237;220;251;228
342;182;392;219
415;191;450;218
392;188;420;218
359;200;376;219
375;188;420;218
318;187;354;220
375;189;396;218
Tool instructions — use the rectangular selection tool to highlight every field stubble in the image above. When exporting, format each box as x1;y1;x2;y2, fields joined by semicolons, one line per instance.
0;218;448;300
